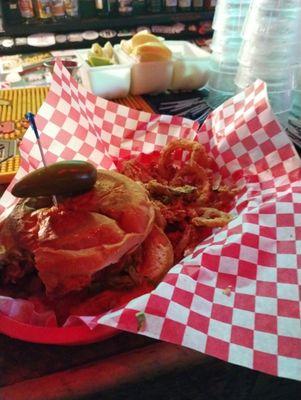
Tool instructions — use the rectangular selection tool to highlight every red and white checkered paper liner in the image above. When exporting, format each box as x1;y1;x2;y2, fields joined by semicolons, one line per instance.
0;61;300;381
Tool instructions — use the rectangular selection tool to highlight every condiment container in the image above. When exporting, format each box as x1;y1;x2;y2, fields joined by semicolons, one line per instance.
165;41;210;91
78;49;131;99
114;44;173;95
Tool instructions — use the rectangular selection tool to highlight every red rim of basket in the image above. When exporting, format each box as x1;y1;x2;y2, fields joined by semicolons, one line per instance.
0;313;119;345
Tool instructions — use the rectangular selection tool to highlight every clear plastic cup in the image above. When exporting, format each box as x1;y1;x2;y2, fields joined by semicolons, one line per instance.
212;0;251;32
210;32;242;54
287;115;301;143
235;64;294;91
211;47;238;70
275;110;290;128
210;57;239;72
235;77;293;93
291;105;301;121
292;103;301;114
292;89;301;104
213;16;246;33
238;39;299;67
239;37;298;57
291;90;301;119
212;23;246;38
209;68;237;93
268;90;293;113
210;29;242;46
236;82;292;112
242;30;299;46
235;62;294;77
214;0;250;17
294;42;301;64
210;49;240;66
288;115;301;131
243;15;300;39
213;19;246;33
294;66;301;90
242;2;301;38
289;113;301;125
206;86;234;109
250;0;301;11
236;79;293;93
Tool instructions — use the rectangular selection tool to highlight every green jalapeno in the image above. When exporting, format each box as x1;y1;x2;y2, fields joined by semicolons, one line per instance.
12;160;97;198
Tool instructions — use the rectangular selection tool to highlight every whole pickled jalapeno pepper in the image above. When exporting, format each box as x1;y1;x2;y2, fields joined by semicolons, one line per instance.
12;160;97;198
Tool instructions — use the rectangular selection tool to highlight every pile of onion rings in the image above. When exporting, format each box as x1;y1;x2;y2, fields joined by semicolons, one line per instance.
118;139;238;263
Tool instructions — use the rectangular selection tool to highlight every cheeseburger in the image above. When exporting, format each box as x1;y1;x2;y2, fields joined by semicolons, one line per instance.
0;163;174;323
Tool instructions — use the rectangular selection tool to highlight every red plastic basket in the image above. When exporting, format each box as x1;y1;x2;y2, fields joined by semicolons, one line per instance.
0;313;119;345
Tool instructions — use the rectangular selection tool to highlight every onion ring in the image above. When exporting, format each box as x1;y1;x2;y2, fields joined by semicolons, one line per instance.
171;162;211;204
158;139;211;179
192;207;232;228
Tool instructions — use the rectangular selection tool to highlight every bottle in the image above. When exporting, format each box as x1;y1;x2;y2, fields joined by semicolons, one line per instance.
95;0;109;15
64;0;79;16
78;0;96;17
33;0;52;19
6;1;22;23
109;0;118;15
133;0;145;14
50;0;65;18
118;0;133;16
165;0;177;13
178;0;191;11
17;0;35;20
204;0;215;10
147;0;162;13
192;0;202;10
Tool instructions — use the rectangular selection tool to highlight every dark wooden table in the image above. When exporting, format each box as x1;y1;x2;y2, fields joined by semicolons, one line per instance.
1;331;300;400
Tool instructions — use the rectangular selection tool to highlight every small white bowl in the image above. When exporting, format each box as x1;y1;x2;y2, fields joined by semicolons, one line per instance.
78;49;131;99
165;41;210;91
114;44;173;96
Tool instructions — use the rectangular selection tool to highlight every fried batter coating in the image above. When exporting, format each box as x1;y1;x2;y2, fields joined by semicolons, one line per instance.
119;139;237;262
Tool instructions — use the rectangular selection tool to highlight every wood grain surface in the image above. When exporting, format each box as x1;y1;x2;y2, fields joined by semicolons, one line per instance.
1;332;300;400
